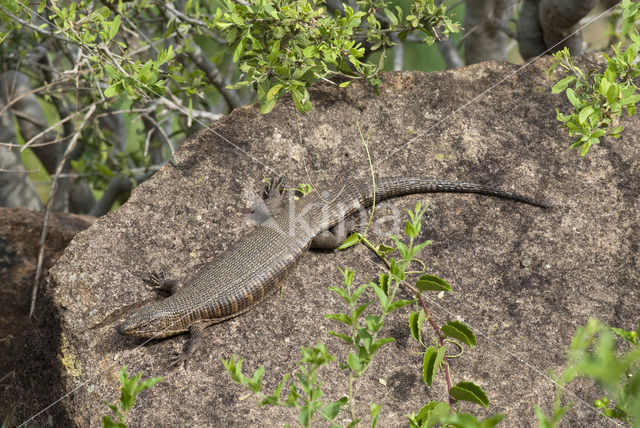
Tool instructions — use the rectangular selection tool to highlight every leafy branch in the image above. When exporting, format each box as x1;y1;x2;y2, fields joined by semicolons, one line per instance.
215;0;460;113
102;366;163;428
535;319;640;427
551;0;640;156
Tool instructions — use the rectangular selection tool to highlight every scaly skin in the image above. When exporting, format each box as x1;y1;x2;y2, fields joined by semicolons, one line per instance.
118;177;546;363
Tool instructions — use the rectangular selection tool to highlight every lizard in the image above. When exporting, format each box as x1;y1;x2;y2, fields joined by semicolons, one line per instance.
118;176;547;364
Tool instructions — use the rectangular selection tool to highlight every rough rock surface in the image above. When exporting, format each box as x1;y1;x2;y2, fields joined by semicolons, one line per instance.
0;208;94;424
13;55;640;426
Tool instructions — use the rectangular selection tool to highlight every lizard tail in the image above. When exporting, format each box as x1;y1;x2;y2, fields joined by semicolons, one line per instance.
365;177;548;208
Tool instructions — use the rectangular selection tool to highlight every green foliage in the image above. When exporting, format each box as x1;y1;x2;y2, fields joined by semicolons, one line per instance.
408;401;505;427
0;0;462;208
224;201;502;426
215;0;460;113
535;319;640;427
551;1;640;156
621;0;640;36
222;343;348;427
102;366;163;428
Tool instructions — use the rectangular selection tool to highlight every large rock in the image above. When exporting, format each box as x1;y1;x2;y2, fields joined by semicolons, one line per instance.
0;208;94;425
13;55;640;426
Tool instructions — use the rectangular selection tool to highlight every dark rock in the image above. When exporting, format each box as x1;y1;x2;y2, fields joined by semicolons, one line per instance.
0;207;94;425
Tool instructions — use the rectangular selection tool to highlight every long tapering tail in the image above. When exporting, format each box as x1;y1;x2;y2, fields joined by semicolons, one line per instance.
362;177;548;208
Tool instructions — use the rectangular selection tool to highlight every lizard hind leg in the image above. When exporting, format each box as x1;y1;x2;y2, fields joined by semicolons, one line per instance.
310;217;362;250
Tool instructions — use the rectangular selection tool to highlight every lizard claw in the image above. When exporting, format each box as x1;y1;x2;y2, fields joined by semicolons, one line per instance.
262;175;285;199
170;351;191;369
144;271;166;288
144;271;181;295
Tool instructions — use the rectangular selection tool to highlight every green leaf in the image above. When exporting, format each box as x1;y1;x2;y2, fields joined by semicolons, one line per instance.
383;8;398;26
233;36;246;62
552;76;576;93
356;327;373;351
102;415;126;428
437;412;506;427
387;299;414;312
605;82;620;104
620;94;640;105
437;413;482;427
338;233;361;250
328;331;353;345
370;402;381;428
566;88;580;108
157;45;174;66
411;401;450;427
298;405;312;427
598;76;610;97
369;282;388;309
266;84;283;101
416;274;451;292
578;106;594;124
378;274;389;296
268;40;280;63
370;337;394;354
320;397;348;420
611;326;636;343
449;381;490;407
259;98;277;114
389;258;405;281
377;243;395;256
303;45;318;58
441;320;476;348
284;383;299;407
534;405;552;428
352;283;368;302
422;346;445;385
347;352;364;372
329;286;350;303
104;83;119;98
353;302;371;322
248;365;264;393
324;313;352;326
610;125;625;137
479;413;506;428
109;15;121;41
409;310;426;343
404;221;417;239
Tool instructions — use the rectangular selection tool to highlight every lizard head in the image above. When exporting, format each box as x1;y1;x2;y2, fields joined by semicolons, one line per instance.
118;303;188;338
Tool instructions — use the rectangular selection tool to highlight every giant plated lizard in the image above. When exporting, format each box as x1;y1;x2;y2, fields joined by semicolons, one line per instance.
119;176;546;364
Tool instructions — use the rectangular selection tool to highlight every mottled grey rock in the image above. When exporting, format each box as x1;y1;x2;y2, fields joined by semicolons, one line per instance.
14;55;640;426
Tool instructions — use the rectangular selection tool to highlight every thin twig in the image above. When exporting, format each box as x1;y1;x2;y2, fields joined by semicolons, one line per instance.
0;168;41;173
18;105;92;151
159;94;223;121
0;134;73;149
403;281;455;405
30;104;96;318
0;77;72;117
141;113;175;158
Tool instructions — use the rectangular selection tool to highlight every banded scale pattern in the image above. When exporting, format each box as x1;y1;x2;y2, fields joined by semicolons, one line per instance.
118;176;546;339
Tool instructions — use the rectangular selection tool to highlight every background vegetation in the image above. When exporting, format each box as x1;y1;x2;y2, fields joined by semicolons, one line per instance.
0;0;624;215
